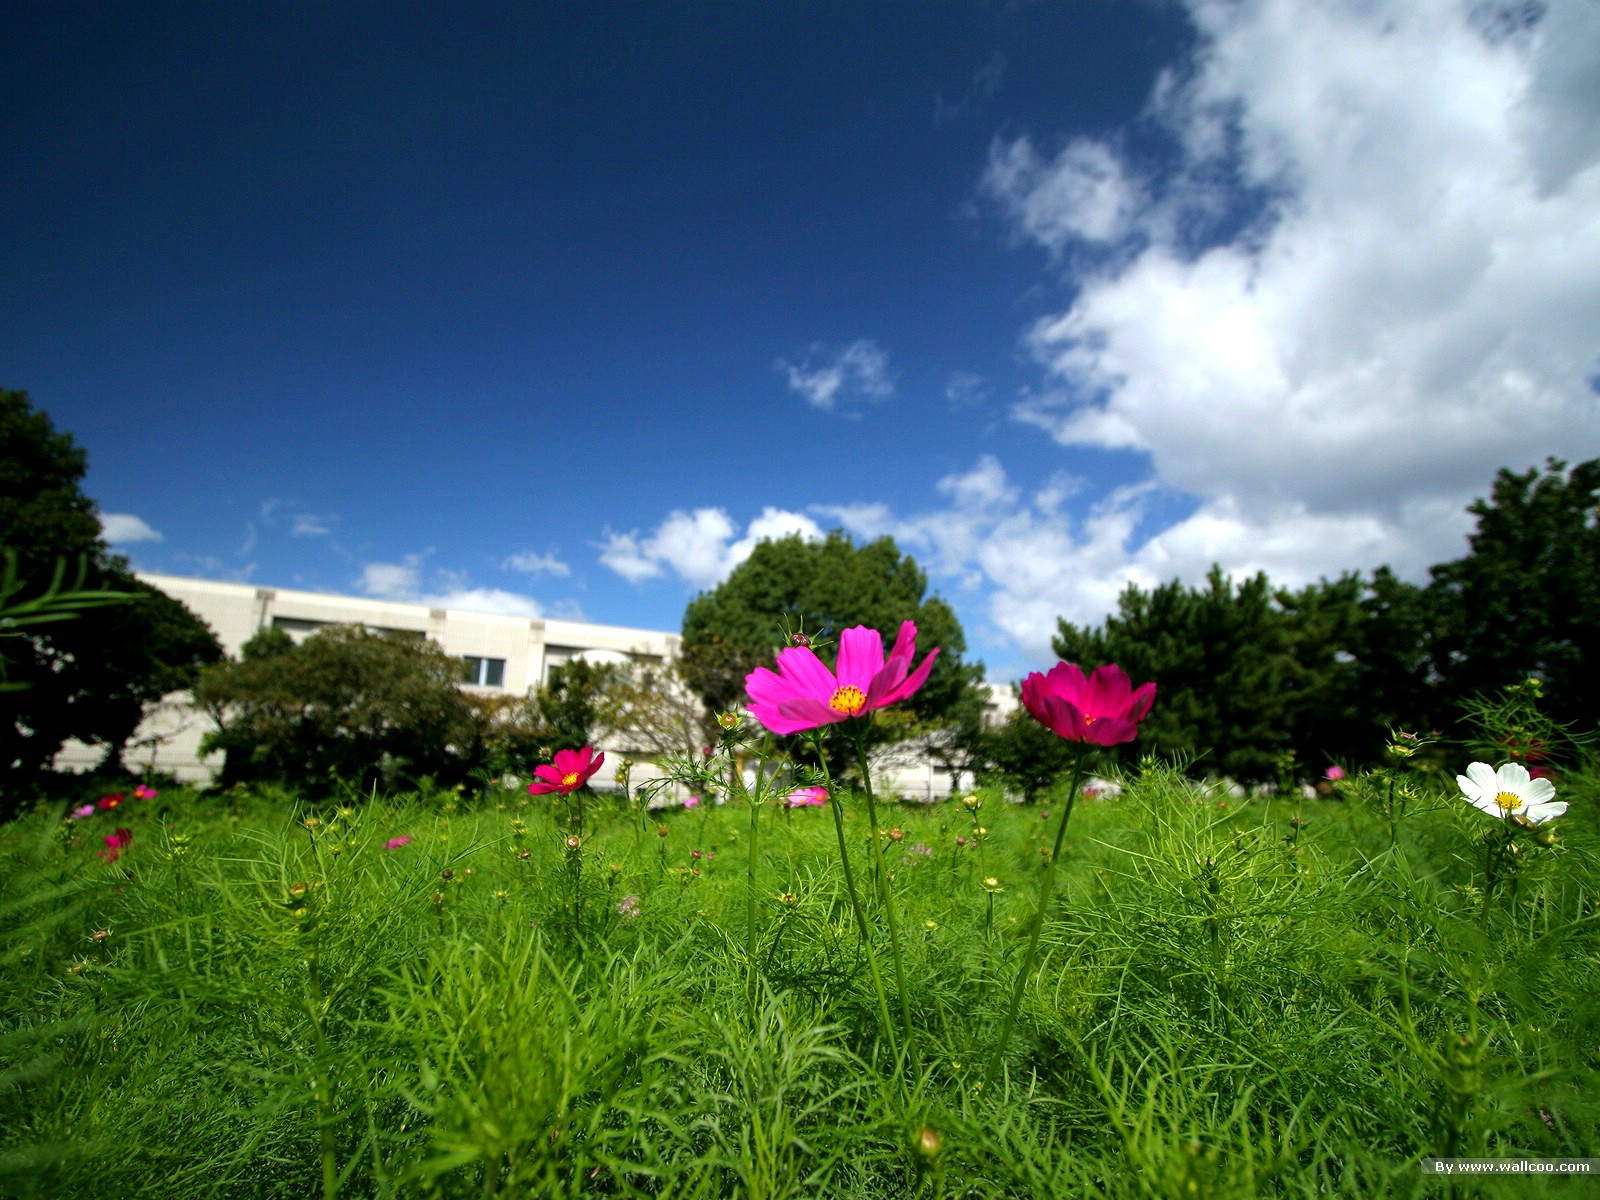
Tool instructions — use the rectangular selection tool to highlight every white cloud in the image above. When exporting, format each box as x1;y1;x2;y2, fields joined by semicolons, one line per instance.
260;498;334;538
359;558;422;600
599;507;824;591
358;555;546;617
981;135;1142;251
100;513;162;544
775;339;896;412
502;550;571;577
976;0;1600;606
290;513;332;537
819;455;1474;674
945;370;990;410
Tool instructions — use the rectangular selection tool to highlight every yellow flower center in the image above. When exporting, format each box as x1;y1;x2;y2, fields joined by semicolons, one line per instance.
562;772;580;787
829;685;867;715
1494;790;1523;812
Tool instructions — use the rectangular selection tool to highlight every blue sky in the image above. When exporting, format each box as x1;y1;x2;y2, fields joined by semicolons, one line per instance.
5;1;1598;682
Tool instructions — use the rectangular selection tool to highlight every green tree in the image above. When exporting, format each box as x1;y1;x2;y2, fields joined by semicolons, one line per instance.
680;531;985;729
1;389;222;800
1052;568;1299;782
1423;457;1600;736
193;624;480;795
1049;567;1418;783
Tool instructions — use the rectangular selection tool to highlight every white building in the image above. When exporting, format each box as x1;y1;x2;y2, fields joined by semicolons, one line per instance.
56;573;1016;798
56;573;680;785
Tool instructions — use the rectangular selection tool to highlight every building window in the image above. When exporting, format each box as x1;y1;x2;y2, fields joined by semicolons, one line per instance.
460;656;506;688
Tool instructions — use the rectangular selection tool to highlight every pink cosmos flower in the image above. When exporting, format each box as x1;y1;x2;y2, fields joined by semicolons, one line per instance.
745;621;939;736
133;784;158;800
69;804;95;820
99;828;133;862
1021;662;1155;746
786;786;829;808
384;836;413;850
97;793;124;811
1324;765;1346;782
528;746;606;795
684;794;701;809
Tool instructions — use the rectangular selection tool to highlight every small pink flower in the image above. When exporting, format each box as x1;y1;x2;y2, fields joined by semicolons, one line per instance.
1324;765;1346;782
684;794;701;809
98;828;133;862
528;746;606;796
786;786;829;808
97;793;125;811
133;784;158;800
69;804;95;820
745;622;939;735
1021;663;1155;746
385;836;413;850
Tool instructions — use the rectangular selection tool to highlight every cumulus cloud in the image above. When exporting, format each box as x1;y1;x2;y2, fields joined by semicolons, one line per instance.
945;370;990;410
290;513;332;537
983;0;1600;585
100;513;162;544
981;135;1142;251
820;456;1466;672
358;554;546;617
599;507;824;590
260;498;334;538
502;550;571;577
775;340;896;412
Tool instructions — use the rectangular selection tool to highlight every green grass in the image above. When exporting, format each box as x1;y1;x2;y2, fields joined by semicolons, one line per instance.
2;762;1597;1198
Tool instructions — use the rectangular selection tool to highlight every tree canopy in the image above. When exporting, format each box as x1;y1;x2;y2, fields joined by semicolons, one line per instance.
194;624;481;795
679;531;984;729
1423;457;1600;734
1;389;222;801
1047;458;1599;783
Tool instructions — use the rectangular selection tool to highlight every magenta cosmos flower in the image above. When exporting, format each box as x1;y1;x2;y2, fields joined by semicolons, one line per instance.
528;746;606;796
787;786;829;808
745;621;939;736
1021;662;1155;746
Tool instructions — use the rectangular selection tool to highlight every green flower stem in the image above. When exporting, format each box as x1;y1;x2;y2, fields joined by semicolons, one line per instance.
853;726;914;1050
807;732;900;1061
985;744;1088;1087
747;778;761;973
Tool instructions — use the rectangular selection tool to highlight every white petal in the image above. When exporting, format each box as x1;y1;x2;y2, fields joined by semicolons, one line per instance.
1527;799;1568;824
1463;762;1498;793
1522;778;1557;806
1496;761;1532;789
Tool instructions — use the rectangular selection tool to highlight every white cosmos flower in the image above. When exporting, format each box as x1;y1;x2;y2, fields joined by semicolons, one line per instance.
1456;762;1566;826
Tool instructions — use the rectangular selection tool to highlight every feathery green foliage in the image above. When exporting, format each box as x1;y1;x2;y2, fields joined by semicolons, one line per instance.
3;724;1595;1197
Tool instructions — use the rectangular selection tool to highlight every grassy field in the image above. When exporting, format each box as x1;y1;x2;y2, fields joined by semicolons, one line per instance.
2;756;1596;1198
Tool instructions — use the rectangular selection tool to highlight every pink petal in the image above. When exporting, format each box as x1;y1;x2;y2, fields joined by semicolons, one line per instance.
834;626;886;692
1041;661;1090;707
1127;681;1156;722
1084;665;1132;718
765;696;844;734
775;645;839;694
